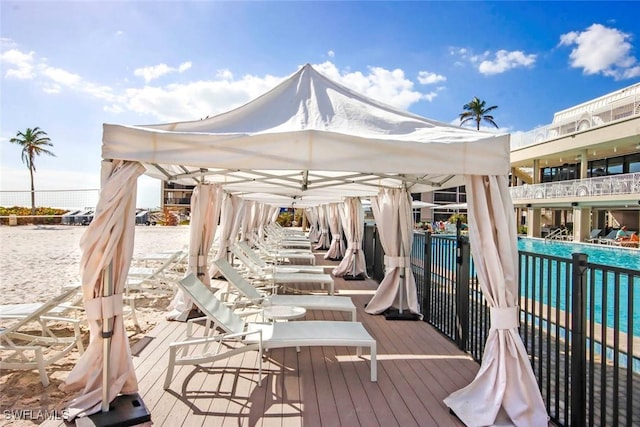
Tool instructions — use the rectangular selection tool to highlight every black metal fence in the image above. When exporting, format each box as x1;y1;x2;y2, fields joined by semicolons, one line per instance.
363;224;639;427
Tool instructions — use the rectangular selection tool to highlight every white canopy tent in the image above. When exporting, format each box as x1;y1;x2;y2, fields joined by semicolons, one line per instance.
64;64;547;425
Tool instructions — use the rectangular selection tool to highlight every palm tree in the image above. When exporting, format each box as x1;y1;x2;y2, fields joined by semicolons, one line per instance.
459;97;499;130
9;127;56;215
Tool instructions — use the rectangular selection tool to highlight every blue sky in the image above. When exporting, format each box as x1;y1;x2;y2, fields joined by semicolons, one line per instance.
2;1;640;208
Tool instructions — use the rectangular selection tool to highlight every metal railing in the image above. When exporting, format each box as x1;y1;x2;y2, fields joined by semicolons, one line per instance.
510;88;640;149
510;172;640;202
0;189;99;210
364;226;639;426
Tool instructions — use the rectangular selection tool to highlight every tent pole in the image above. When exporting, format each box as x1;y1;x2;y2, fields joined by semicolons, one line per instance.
398;243;404;314
101;261;113;413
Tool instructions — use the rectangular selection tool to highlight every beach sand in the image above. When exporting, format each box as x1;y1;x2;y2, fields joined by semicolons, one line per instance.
0;224;190;426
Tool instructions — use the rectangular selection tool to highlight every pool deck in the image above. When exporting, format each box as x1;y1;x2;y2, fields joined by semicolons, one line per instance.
42;256;488;427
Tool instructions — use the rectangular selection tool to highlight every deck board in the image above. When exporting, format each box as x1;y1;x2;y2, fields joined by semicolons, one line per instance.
43;253;481;427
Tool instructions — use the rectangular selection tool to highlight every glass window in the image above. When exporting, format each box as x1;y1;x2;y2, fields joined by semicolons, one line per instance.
606;157;624;175
626;153;640;173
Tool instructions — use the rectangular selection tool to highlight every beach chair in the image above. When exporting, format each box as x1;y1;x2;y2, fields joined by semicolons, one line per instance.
126;249;186;294
163;273;376;389
231;244;328;275
248;240;317;265
596;229;619;245
214;259;357;321
586;229;602;243
229;248;336;294
0;286;85;386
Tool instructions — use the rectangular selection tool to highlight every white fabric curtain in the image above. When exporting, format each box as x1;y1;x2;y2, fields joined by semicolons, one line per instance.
257;203;271;241
444;175;548;426
269;205;280;223
209;193;244;278
314;204;330;250
241;200;256;243
365;188;420;316
166;184;223;321
306;207;320;243
61;160;144;420
333;197;367;278
324;202;345;260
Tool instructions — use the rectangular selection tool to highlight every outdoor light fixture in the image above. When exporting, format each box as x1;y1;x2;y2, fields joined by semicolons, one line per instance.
526;203;532;208
571;202;578;207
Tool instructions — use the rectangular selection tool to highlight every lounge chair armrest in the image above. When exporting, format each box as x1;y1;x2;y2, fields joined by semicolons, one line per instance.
169;328;262;348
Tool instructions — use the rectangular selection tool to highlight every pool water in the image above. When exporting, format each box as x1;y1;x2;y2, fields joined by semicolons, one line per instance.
517;237;640;270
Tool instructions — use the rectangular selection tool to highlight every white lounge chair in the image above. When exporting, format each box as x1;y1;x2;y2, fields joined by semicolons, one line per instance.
126;249;186;294
252;240;317;265
163;273;376;389
0;286;85;386
231;244;328;275
215;259;357;321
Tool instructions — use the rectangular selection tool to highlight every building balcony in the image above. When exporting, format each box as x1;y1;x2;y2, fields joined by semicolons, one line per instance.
164;198;192;205
510;172;640;207
511;83;640;150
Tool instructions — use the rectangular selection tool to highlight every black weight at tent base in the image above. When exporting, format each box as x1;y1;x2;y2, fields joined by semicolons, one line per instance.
77;393;151;427
383;308;421;321
343;273;366;281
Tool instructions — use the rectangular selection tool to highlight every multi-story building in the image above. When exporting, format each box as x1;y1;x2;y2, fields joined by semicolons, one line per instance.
509;82;640;242
160;182;194;216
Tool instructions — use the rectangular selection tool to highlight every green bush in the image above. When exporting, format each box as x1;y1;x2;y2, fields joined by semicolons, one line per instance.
277;211;294;227
0;206;69;225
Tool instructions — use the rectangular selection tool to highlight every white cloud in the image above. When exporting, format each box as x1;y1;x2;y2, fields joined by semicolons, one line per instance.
559;23;640;79
313;61;432;109
417;71;446;85
1;45;118;101
1;44;436;121
450;46;536;75
327;50;335;58
1;48;36;79
134;61;192;83
475;50;537;75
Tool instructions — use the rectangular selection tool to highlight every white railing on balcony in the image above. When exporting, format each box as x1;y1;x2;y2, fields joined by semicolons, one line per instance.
511;83;640;149
510;172;640;202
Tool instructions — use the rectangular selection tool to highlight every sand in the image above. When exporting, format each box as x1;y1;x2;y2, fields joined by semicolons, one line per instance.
0;224;191;426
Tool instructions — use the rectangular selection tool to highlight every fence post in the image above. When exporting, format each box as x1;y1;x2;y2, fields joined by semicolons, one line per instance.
455;234;471;350
570;253;588;427
424;232;432;322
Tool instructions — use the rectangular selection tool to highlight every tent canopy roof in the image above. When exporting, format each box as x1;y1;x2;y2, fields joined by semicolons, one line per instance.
102;64;510;205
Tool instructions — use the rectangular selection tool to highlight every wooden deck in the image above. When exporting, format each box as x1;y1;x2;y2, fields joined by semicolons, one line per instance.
47;257;481;427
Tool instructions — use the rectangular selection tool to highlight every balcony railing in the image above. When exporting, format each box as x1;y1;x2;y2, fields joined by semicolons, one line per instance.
510;172;640;202
511;87;640;149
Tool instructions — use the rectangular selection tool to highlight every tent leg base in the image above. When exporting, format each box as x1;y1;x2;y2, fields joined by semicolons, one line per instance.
383;308;420;321
343;274;366;281
77;393;151;427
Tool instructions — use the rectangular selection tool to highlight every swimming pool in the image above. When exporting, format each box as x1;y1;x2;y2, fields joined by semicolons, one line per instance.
517;236;639;372
517;237;640;270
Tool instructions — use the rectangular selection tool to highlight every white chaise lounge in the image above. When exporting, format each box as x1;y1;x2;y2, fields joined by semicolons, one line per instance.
163;273;376;389
215;259;357;321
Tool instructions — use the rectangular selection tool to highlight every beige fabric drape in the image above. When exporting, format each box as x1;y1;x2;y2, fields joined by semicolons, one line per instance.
333;197;367;278
167;184;222;321
210;193;244;278
314;204;330;250
241;200;256;243
365;188;420;315
61;160;145;420
444;175;548;426
306;207;320;243
324;202;345;260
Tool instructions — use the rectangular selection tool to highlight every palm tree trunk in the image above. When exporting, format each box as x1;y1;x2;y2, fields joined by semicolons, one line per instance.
29;166;36;216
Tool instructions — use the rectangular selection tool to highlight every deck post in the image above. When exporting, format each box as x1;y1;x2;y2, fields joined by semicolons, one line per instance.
570;252;588;427
455;228;470;351
424;231;432;321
